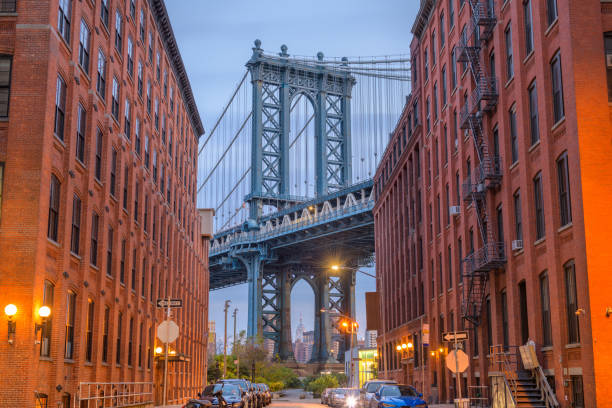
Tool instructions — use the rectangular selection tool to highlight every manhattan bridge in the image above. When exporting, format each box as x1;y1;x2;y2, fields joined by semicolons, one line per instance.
197;40;410;363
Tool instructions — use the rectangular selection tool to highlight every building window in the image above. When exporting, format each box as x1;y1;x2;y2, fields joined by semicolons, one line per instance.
110;148;117;197
565;260;580;344
58;0;72;43
433;82;438;120
123;166;129;210
557;152;572;226
64;291;76;359
424;48;428;81
514;189;522;241
426;97;430;133
519;281;529;344
85;299;94;362
534;172;545;240
551;51;565;123
509;106;518;163
139;9;145;42
116;312;122;365
441;65;447;107
540;272;553;346
100;0;109;27
128;317;134;366
97;50;106;100
138;322;144;367
124;99;131;139
145;136;150;167
78;20;91;72
114;11;123;53
137;61;143;97
102;306;109;362
485;297;492;352
501;291;509;350
134;181;140;223
54;76;67;140
451;48;457;91
146;80;151;113
40;280;54;357
605;33;612;102
156;52;161;81
76;104;86;164
106;227;113;277
547;0;558;26
528;81;539;145
91;213;99;266
523;0;534;56
148;32;153;63
48;175;61;242
94;129;102;181
0;56;11;118
154;99;159;129
127;37;134;77
440;13;445;49
431;31;436;66
505;23;513;80
111;77;120;120
447;245;452;289
120;239;126;284
135;118;141;156
131;249;137;291
449;0;455;28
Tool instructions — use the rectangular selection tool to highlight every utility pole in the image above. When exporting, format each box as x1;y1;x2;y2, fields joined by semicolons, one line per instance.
223;300;231;378
233;307;239;377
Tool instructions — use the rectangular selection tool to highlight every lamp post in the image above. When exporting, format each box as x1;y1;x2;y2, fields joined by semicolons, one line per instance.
321;308;358;387
4;304;17;344
223;300;231;379
395;341;414;383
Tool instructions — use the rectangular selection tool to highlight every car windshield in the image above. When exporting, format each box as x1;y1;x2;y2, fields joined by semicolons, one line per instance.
202;384;223;396
335;389;347;395
202;384;240;397
380;385;418;398
367;382;394;393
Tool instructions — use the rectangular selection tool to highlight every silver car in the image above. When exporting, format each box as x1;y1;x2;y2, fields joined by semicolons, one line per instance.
359;380;397;408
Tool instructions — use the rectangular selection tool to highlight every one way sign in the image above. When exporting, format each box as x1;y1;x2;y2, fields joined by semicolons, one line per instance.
156;298;183;308
442;331;468;342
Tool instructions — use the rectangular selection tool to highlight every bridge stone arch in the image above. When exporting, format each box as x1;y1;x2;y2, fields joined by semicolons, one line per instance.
245;40;356;222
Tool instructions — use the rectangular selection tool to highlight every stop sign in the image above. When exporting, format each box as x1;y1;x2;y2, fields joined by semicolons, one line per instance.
157;320;179;343
446;349;469;373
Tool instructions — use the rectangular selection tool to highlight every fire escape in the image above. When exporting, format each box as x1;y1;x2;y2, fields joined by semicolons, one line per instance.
457;0;505;326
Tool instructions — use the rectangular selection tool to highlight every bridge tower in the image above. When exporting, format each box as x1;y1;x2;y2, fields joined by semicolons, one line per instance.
235;40;357;362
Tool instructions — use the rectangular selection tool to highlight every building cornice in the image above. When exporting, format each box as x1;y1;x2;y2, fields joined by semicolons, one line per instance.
411;0;437;38
148;0;205;138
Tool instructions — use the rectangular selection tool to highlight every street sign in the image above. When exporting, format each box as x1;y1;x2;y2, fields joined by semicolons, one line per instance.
422;323;430;346
446;349;469;373
156;298;183;308
443;331;468;342
157;320;179;343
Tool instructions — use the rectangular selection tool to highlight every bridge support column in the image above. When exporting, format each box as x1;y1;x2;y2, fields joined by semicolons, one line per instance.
311;272;333;363
278;269;294;361
237;252;264;339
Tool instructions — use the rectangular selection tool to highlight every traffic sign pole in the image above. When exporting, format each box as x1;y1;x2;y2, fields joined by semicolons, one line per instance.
163;296;170;407
455;331;461;401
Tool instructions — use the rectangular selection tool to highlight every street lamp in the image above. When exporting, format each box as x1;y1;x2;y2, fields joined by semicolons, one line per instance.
321;308;359;387
4;304;16;344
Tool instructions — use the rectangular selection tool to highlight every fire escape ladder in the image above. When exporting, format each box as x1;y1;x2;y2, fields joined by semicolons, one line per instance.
461;0;505;328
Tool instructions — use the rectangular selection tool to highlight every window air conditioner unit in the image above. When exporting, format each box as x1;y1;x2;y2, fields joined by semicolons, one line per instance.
607;54;612;68
512;240;523;251
450;206;461;216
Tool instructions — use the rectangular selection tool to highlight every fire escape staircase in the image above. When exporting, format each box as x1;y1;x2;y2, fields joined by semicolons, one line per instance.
458;1;506;327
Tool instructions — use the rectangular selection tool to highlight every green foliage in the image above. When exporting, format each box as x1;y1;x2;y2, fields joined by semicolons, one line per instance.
305;375;339;396
333;373;348;387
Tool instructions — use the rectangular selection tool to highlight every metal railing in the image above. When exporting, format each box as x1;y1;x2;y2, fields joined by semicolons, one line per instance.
0;0;16;12
211;199;374;255
74;382;153;408
463;242;506;272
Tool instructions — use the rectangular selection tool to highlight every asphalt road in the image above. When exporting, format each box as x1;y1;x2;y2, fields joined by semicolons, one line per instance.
270;389;323;408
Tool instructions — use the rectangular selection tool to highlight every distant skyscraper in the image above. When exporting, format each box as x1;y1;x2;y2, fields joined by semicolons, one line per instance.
365;330;377;348
208;321;217;357
303;330;315;362
295;314;305;341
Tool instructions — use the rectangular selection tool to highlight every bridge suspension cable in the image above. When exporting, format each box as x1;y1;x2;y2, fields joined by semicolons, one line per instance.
198;52;411;233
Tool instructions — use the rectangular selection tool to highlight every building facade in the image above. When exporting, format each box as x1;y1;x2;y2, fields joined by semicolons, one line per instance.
374;0;612;406
0;0;210;407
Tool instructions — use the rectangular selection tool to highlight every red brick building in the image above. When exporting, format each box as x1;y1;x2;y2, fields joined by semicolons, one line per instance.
0;0;210;406
374;0;612;406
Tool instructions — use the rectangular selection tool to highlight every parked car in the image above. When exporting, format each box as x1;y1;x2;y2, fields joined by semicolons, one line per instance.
321;388;334;405
183;399;213;408
360;380;397;408
198;383;245;408
370;384;427;408
217;379;254;408
330;388;359;408
257;383;271;405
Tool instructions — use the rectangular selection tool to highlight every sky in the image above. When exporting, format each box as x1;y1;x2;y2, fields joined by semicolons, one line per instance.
164;0;419;342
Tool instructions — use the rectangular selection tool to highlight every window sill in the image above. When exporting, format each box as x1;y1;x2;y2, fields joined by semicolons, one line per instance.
534;237;546;247
84;362;94;367
64;359;76;364
509;160;519;173
528;140;540;153
551;117;566;133
39;356;53;362
513;248;524;257
565;343;581;349
545;18;559;37
0;12;18;17
504;76;515;89
523;50;535;65
47;238;61;248
541;346;553;352
90;264;99;271
558;223;573;233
